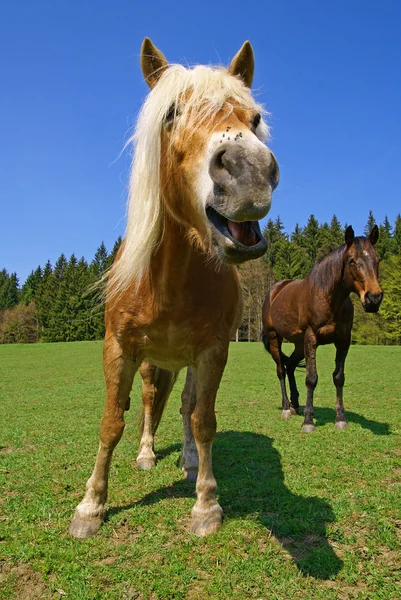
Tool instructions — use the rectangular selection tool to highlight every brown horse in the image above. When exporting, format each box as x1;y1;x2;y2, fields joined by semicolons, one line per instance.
69;38;279;538
262;226;383;432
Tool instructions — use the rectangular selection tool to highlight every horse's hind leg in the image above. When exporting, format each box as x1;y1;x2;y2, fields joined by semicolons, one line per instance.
137;362;178;470
302;328;318;433
333;337;350;430
286;346;304;414
70;336;137;538
267;331;292;419
180;367;198;482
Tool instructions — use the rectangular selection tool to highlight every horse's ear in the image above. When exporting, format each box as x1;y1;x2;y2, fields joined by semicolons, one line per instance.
140;37;168;89
369;224;379;245
345;225;355;246
228;41;254;88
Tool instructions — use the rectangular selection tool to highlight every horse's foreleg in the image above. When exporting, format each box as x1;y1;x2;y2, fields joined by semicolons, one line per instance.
69;336;137;538
180;367;198;482
302;329;318;433
190;347;227;536
333;338;350;430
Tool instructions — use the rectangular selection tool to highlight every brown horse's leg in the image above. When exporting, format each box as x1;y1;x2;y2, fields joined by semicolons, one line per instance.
302;328;318;433
286;346;304;414
69;336;137;538
190;347;227;536
137;363;178;469
180;368;198;482
333;338;350;430
268;331;292;419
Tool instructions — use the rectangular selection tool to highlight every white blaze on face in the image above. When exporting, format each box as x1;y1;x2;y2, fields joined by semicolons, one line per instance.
195;119;270;214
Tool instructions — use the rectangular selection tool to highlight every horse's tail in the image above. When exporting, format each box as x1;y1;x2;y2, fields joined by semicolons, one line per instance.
261;331;270;353
282;354;306;370
139;368;178;436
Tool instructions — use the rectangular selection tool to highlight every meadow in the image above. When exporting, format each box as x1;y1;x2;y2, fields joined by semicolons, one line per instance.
0;341;400;599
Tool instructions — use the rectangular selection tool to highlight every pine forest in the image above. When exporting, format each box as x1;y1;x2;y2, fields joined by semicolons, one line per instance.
1;211;400;345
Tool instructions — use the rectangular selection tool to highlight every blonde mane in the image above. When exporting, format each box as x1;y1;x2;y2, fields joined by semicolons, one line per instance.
108;64;269;297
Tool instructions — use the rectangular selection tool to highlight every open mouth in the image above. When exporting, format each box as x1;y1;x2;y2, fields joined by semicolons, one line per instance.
206;205;262;248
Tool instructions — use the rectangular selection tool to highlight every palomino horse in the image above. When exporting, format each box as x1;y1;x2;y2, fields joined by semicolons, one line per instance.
70;38;279;538
262;226;383;432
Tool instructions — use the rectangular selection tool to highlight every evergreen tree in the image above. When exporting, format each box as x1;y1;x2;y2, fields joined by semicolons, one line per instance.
92;242;109;277
291;223;303;245
21;266;43;305
40;255;68;341
0;270;19;310
106;236;123;269
364;210;376;236
262;217;287;281
299;214;320;267
274;239;309;280
393;214;401;255
379;256;401;344
317;222;332;259
62;256;93;341
376;216;393;259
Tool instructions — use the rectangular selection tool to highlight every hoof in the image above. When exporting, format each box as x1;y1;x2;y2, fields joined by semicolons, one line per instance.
335;421;348;430
182;466;198;482
190;505;223;537
69;514;104;539
290;406;299;415
137;458;156;470
282;409;292;420
302;423;315;433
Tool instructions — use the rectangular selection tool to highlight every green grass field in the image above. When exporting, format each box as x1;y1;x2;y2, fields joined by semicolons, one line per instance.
0;341;400;599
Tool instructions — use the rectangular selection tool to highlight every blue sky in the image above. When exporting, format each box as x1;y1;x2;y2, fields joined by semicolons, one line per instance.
1;1;400;283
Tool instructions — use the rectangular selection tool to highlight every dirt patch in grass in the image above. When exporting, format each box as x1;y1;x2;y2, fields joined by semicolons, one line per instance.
0;562;58;599
0;445;36;455
109;520;145;544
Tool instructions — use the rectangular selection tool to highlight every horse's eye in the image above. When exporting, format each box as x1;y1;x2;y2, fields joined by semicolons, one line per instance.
252;113;261;131
348;257;356;265
165;104;178;129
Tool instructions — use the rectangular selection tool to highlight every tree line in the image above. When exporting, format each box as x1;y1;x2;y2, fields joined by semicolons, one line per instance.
1;211;400;345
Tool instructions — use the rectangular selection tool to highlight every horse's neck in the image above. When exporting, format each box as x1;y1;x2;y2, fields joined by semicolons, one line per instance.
325;271;352;314
311;258;350;311
330;282;351;310
149;214;220;298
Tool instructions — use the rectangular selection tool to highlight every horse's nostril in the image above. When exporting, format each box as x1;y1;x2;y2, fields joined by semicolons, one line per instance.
214;149;226;170
269;153;280;190
366;291;383;305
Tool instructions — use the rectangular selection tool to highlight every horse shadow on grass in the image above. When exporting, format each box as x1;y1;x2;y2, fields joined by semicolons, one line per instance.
108;431;343;579
313;407;390;434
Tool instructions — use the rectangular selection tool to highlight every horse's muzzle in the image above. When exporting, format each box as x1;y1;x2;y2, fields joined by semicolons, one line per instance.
363;291;383;313
205;139;278;264
208;142;279;222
